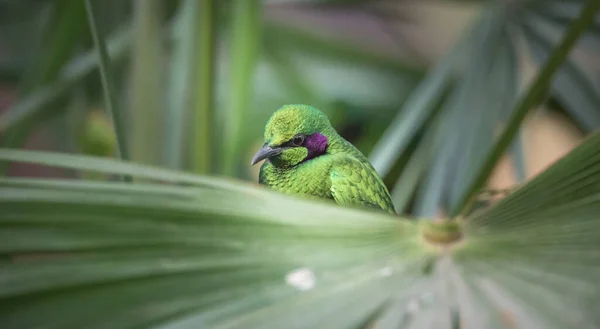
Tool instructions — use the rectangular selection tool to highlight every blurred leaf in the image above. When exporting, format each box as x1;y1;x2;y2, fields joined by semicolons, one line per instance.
390;128;436;215
163;2;195;170
191;0;217;174
0;149;434;329
1;128;600;328
0;81;71;133
263;21;421;76
222;0;262;176
367;35;461;178
445;7;520;210
520;11;600;132
0;67;22;83
0;0;87;173
84;0;129;168
264;0;369;4
18;0;87;93
407;5;521;218
2;1;600;327
452;0;600;216
85;0;132;34
0;0;48;27
524;0;600;51
411;107;458;217
510;128;527;183
0;26;132;138
164;0;217;173
0;2;48;76
63;84;88;154
128;0;165;166
454;131;600;328
0;148;223;188
262;38;323;106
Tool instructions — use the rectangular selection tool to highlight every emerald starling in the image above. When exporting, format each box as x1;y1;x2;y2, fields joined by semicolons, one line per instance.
251;104;395;214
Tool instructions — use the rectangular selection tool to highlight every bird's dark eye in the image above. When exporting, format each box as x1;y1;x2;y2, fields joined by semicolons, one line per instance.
292;135;305;146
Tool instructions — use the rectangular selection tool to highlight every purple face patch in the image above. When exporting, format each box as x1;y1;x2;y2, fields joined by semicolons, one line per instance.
303;132;328;161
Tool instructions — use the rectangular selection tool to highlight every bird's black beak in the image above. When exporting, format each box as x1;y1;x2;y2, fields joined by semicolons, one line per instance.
251;143;283;165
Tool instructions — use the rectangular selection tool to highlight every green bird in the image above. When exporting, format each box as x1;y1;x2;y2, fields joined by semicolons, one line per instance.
251;104;396;214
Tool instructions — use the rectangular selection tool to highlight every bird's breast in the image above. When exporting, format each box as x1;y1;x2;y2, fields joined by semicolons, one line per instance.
259;159;333;199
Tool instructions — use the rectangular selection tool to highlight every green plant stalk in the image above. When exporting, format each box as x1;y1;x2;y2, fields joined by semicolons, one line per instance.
192;0;217;175
222;0;261;176
452;0;600;217
129;0;164;166
164;2;192;170
84;0;130;177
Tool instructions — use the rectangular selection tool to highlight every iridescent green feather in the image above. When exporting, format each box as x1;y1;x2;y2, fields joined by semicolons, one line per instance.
255;105;395;214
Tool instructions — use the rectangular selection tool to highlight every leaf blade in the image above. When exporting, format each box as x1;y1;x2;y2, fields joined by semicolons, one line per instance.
84;0;129;166
452;0;600;216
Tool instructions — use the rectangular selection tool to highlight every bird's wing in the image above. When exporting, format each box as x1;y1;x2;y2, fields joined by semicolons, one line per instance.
329;156;395;213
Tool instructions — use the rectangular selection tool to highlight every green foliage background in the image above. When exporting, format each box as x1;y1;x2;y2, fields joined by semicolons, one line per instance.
1;0;600;328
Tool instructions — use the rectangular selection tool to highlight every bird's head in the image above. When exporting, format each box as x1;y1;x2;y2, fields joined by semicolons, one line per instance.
251;104;331;167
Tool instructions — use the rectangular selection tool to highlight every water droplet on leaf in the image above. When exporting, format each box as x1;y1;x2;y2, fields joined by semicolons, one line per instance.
285;267;316;291
378;267;393;277
406;299;421;313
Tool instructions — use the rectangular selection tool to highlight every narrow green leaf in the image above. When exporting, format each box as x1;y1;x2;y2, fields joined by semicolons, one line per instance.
390;127;436;215
163;2;196;170
84;0;129;168
0;148;230;189
0;81;71;133
447;14;520;209
192;0;217;174
410;4;510;216
367;38;460;178
222;0;262;176
129;0;164;166
408;4;519;216
452;0;600;216
164;0;217;173
412;117;457;217
521;12;600;132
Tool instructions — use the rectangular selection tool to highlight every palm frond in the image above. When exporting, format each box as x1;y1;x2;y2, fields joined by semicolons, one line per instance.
1;129;600;328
